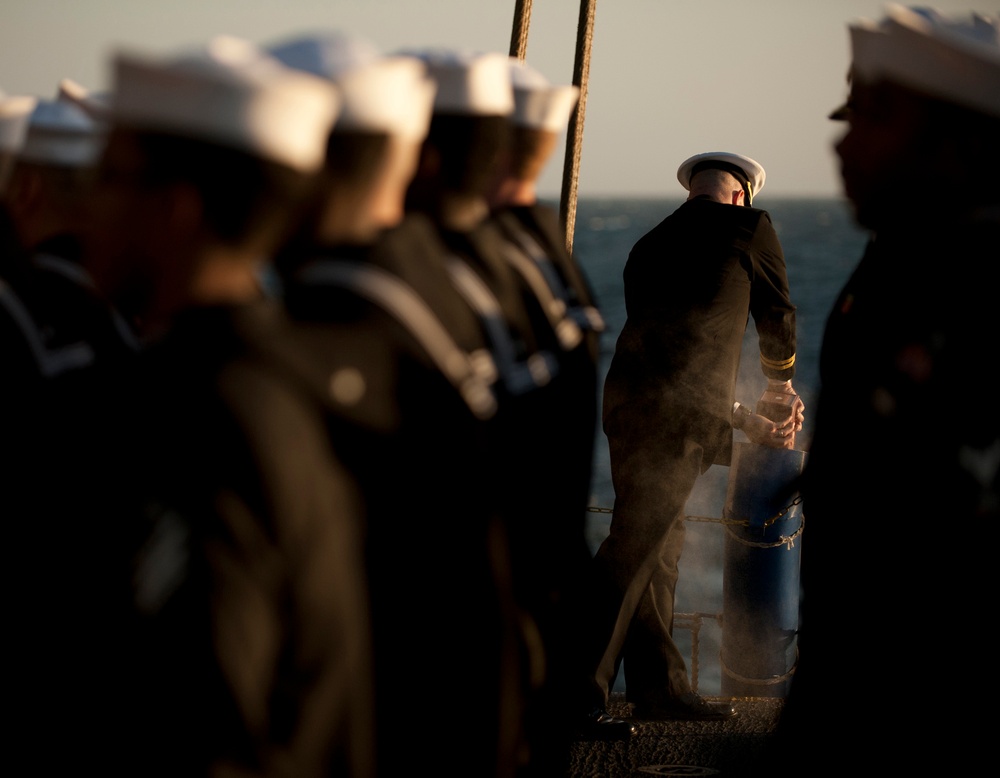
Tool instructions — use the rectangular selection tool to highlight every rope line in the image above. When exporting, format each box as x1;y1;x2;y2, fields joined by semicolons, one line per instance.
509;0;533;59
587;496;803;533
720;649;799;687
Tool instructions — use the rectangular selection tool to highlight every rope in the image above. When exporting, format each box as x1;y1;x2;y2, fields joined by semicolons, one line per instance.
507;0;597;256
560;0;598;255
724;519;804;550
587;502;805;549
720;648;798;688
509;0;533;59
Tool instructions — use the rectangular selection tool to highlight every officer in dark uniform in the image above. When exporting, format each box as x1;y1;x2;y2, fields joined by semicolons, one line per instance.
268;37;524;778
581;151;802;726
759;8;1000;776
5;38;376;778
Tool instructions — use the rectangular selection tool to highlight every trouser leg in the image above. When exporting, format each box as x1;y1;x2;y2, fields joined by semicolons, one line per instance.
581;433;704;704
623;515;693;704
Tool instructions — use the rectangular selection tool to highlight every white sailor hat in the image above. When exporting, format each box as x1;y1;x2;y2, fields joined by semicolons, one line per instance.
267;30;381;81
400;49;513;116
845;4;1000;119
676;151;766;204
333;56;436;139
0;94;38;154
19;97;105;166
268;33;436;140
507;58;579;132
110;35;341;172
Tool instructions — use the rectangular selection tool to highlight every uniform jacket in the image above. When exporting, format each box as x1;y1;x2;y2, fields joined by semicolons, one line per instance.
282;238;522;778
0;233;138;390
5;300;375;778
602;197;796;466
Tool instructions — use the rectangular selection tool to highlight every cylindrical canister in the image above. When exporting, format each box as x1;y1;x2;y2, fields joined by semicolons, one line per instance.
720;442;806;698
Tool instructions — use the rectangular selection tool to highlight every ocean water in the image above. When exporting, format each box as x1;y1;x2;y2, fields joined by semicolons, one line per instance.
563;196;870;694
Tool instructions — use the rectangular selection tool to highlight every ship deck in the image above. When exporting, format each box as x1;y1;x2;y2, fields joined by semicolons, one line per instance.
567;693;783;777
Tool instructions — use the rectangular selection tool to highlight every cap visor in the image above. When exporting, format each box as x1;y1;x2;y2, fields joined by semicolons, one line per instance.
827;102;849;121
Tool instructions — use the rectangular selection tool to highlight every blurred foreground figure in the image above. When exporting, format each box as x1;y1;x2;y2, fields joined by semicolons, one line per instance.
0;92;139;393
579;150;802;729
269;34;523;778
0;94;30;300
0;92;36;193
757;5;1000;776
397;46;582;774
6;36;376;777
487;57;619;769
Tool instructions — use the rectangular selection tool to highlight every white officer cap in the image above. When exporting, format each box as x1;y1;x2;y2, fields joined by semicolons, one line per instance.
267;30;382;81
110;35;341;172
19;97;105;166
507;58;579;132
676;151;766;203
0;94;38;153
848;4;1000;119
400;48;513;116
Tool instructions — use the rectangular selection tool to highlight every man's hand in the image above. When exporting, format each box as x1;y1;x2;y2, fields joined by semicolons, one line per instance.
743;409;798;450
760;379;805;433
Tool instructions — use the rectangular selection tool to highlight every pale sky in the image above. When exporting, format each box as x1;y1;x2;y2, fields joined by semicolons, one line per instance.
0;1;983;198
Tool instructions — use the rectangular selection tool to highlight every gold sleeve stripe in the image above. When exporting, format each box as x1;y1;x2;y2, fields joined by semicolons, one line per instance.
760;353;795;370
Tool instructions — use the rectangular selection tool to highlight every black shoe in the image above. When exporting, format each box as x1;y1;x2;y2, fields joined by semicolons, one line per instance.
632;692;736;722
575;707;638;741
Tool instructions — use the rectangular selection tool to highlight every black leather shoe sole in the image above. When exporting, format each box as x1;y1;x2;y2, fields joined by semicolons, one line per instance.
575;710;638;741
632;693;736;722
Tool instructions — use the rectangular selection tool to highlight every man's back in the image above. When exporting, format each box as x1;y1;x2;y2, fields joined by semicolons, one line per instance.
624;198;771;313
604;197;793;456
